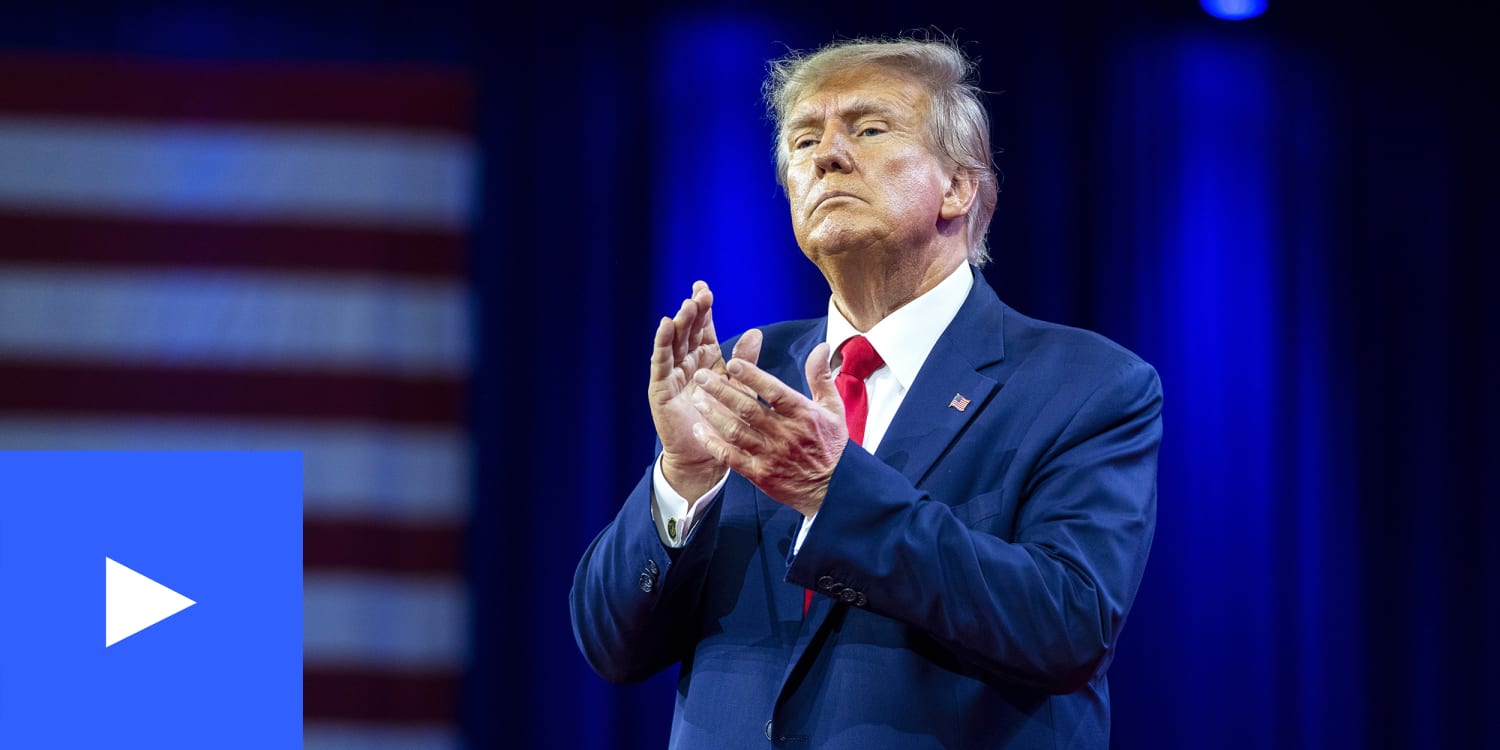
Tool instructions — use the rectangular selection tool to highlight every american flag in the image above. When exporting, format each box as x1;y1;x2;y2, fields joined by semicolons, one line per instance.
948;393;970;412
0;54;475;749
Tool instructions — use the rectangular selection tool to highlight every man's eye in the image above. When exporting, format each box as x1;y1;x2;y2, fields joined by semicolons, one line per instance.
859;127;883;137
795;138;818;150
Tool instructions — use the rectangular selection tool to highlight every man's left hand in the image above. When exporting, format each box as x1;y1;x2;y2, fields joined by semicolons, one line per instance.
690;337;847;517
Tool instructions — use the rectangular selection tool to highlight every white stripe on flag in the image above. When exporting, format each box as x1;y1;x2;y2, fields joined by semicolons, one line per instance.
0;117;474;228
0;266;469;375
304;723;460;750
0;417;468;522
304;573;467;668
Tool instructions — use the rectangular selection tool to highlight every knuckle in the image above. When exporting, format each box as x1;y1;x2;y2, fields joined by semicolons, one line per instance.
735;399;759;422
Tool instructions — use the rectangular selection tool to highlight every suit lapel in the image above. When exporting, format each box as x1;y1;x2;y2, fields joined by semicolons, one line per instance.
874;272;1007;491
761;277;1011;485
758;492;810;638
775;273;1011;695
762;322;826;645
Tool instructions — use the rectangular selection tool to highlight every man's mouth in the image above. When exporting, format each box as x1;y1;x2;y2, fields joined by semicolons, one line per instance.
811;191;858;214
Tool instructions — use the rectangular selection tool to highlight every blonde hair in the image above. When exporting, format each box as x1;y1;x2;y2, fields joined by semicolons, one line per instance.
764;37;999;266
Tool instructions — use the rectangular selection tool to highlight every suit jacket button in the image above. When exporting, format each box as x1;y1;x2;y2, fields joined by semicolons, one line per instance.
646;559;659;575
854;592;867;607
638;572;655;593
765;719;773;741
840;588;857;603
817;575;835;590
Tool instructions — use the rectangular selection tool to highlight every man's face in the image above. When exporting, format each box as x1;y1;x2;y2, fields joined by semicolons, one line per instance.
783;66;957;270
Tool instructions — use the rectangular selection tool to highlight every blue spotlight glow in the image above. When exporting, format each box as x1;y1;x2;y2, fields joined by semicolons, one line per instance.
1201;0;1267;21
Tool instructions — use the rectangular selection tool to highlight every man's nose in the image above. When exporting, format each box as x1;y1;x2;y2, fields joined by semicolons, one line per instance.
813;132;853;176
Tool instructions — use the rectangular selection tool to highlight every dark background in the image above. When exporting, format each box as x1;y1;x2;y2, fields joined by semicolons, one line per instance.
3;1;1496;748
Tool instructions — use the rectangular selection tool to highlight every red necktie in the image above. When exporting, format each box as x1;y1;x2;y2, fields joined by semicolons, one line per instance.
834;335;885;446
805;335;885;616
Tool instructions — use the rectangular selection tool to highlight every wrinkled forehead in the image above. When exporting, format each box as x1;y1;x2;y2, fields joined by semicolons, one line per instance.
784;65;932;133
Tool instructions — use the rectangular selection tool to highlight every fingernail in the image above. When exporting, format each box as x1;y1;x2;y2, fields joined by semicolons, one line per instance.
693;370;709;385
691;423;704;438
726;360;743;376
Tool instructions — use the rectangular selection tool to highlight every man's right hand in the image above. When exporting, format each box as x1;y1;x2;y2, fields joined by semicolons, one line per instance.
648;281;762;502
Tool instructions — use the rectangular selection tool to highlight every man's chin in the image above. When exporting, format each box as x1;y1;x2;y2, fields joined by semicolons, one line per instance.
801;225;880;260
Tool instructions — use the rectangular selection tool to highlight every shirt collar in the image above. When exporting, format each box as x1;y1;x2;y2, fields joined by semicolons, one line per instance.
825;262;974;389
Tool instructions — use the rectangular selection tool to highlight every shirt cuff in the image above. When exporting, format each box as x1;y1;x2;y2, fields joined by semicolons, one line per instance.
650;455;729;548
792;512;817;554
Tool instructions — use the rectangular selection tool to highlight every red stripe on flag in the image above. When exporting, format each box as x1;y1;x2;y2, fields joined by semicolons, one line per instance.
304;518;463;576
304;666;459;724
0;54;473;133
0;210;465;279
0;360;463;424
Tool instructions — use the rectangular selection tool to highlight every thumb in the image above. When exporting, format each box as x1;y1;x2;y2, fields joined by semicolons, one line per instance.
731;328;763;367
805;342;841;413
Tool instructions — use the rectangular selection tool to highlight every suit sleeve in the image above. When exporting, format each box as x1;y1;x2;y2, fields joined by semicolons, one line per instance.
569;463;723;684
785;358;1163;694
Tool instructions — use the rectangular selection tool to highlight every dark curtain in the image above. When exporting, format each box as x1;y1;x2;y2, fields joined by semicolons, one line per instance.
470;4;1497;749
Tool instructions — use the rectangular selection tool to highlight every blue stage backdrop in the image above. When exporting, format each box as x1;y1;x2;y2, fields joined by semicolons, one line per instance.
2;3;1495;749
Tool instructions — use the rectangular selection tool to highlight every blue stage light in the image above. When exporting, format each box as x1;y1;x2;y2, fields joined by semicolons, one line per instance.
1200;0;1267;21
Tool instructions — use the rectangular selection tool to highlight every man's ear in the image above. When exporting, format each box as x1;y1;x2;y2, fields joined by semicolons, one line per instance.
941;171;980;221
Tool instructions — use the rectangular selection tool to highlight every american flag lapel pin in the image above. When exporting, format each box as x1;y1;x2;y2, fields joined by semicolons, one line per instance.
948;393;970;412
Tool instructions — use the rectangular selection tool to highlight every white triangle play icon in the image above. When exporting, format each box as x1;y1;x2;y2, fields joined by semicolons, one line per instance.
105;557;197;647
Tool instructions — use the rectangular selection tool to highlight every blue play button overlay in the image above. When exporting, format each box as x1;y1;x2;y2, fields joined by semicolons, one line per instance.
0;452;302;748
105;557;198;647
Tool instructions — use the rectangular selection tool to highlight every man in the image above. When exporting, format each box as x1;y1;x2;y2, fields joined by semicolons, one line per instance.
571;37;1161;749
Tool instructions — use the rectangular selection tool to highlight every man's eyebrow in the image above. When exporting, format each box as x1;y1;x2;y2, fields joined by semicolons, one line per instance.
785;98;901;135
838;98;900;120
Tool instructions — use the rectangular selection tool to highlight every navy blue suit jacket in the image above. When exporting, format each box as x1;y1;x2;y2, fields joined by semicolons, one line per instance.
571;270;1162;749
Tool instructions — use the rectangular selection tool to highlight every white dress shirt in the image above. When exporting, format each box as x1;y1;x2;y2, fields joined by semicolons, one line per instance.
651;262;975;552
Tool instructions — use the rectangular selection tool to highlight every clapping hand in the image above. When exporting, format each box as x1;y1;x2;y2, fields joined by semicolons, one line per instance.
647;281;761;502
